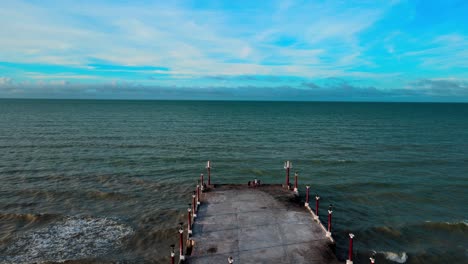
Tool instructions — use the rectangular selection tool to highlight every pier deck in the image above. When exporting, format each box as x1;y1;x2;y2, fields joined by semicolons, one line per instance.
186;184;341;264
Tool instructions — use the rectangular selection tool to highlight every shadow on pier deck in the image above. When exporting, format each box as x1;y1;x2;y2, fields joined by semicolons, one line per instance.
185;184;342;264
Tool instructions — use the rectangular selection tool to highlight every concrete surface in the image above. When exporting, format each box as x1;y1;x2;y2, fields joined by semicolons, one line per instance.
186;185;342;264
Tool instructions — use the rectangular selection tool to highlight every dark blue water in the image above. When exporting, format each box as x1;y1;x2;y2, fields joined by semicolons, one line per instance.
0;99;467;263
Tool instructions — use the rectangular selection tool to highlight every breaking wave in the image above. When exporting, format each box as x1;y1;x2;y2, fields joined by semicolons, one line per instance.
423;220;468;231
0;216;133;264
381;251;408;263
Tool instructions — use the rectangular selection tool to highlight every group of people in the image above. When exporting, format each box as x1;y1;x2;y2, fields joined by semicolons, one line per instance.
247;178;261;188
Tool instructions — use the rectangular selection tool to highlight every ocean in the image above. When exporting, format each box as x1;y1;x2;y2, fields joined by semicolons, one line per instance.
0;99;467;263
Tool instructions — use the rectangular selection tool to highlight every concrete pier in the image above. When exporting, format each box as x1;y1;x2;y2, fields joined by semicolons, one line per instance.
185;184;341;264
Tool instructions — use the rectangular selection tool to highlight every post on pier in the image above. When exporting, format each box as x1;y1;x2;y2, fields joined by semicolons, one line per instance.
192;192;197;218
315;195;320;220
206;160;212;185
346;233;354;264
187;205;192;236
284;161;292;189
293;171;299;194
200;173;204;191
170;244;175;264
178;223;185;261
327;204;333;237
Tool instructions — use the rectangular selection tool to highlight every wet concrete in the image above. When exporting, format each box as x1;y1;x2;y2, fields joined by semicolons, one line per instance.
186;184;342;264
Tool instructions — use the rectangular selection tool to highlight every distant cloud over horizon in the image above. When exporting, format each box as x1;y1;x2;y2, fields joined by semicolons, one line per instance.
0;0;467;101
1;77;467;102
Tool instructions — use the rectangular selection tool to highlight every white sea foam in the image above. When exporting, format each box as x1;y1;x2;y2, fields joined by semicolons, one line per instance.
424;220;468;226
0;216;133;264
446;220;467;226
382;251;408;263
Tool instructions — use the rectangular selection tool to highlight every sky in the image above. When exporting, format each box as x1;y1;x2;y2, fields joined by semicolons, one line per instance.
0;0;467;101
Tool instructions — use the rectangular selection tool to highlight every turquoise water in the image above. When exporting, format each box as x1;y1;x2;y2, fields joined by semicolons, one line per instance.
0;99;467;263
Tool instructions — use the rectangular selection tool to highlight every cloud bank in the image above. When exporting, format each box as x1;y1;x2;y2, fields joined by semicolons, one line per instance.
1;78;466;102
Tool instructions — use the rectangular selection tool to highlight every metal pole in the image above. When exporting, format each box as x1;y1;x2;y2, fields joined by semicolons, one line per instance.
346;233;354;264
196;184;201;205
170;244;175;264
315;195;320;220
178;223;184;260
294;172;298;190
327;204;332;237
206;160;211;185
305;186;310;206
187;206;192;235
200;173;204;188
284;161;291;187
192;192;197;218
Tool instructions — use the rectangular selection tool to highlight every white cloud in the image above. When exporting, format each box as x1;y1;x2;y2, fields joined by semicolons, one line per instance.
402;33;468;69
0;0;393;79
0;77;13;85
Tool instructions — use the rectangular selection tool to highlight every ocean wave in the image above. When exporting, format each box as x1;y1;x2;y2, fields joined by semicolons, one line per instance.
422;220;468;231
425;220;467;225
372;226;402;237
380;251;408;263
367;220;468;239
87;190;130;200
310;159;356;164
0;216;133;264
0;213;59;223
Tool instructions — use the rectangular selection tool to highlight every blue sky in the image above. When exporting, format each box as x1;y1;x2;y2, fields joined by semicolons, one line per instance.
0;0;467;101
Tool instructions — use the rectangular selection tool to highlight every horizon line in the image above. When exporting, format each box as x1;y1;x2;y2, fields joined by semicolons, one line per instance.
1;97;467;104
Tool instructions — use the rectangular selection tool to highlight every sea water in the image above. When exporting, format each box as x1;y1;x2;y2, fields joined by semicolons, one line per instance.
0;99;467;263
